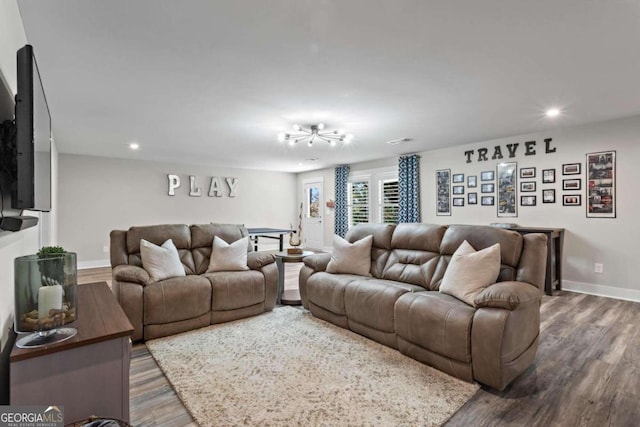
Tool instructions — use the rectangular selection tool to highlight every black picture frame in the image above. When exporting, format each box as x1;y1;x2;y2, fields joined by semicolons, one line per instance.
520;195;536;206
467;175;477;188
452;185;465;195
481;196;495;206
452;173;464;183
586;150;616;218
436;169;451;216
562;163;581;175
468;192;477;205
563;194;582;206
481;183;494;193
563;179;581;191
453;197;464;207
497;162;518;218
520;181;536;192
481;171;494;181
543;189;555;203
542;168;556;183
520;167;536;179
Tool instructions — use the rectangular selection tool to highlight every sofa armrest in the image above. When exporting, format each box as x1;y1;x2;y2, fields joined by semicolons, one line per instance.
303;253;332;272
247;252;275;269
474;281;541;310
113;264;150;286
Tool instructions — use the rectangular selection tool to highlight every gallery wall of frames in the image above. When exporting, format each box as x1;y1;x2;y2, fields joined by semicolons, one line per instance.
435;150;616;219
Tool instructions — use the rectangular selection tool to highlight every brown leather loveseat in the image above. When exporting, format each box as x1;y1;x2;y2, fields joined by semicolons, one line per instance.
299;223;547;390
110;223;277;341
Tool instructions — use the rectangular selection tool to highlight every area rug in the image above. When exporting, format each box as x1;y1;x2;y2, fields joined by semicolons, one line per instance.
146;307;479;426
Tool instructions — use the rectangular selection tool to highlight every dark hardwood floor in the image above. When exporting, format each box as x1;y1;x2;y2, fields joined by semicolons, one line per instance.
81;268;640;426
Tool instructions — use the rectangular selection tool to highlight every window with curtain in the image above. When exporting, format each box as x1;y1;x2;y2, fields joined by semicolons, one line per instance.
379;176;399;223
348;179;370;226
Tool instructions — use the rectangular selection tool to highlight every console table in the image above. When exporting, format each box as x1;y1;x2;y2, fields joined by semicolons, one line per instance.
10;281;133;424
507;227;564;296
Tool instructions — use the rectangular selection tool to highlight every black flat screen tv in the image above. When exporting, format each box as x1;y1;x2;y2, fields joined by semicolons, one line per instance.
14;44;51;212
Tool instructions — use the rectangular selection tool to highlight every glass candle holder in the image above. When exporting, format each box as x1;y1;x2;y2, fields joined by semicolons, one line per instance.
14;252;78;348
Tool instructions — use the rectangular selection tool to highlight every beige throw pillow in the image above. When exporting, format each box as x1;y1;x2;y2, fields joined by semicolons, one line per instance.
140;238;186;282
439;240;501;306
207;236;250;272
326;234;373;276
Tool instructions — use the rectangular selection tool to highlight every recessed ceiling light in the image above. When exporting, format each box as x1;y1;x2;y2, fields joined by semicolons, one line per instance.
129;142;140;150
545;108;560;118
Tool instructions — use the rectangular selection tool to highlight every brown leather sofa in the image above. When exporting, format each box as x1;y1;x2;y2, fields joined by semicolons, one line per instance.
299;223;547;390
110;223;277;341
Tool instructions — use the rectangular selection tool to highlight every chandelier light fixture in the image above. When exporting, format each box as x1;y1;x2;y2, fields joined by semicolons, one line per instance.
278;123;354;146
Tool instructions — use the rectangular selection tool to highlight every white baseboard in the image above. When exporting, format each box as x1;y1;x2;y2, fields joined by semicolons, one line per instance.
78;259;110;269
562;280;640;303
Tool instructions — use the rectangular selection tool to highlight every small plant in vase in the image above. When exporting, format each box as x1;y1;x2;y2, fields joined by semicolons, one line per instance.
288;203;303;254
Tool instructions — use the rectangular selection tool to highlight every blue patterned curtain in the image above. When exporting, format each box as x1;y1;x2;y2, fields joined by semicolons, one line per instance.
398;154;421;223
334;165;351;237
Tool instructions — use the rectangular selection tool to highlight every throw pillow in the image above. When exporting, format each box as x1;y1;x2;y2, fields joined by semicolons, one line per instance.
206;236;250;272
140;238;186;282
326;234;373;276
439;240;501;306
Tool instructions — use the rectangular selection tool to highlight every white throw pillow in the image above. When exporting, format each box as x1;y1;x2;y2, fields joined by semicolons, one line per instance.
207;236;250;272
140;238;186;282
439;240;501;306
326;234;373;276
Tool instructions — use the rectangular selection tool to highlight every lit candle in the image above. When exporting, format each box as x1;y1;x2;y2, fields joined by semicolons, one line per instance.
38;285;63;320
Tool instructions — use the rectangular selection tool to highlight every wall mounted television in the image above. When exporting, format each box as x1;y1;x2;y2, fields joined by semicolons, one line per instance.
13;44;51;212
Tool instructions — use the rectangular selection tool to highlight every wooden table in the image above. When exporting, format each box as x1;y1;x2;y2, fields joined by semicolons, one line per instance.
507;227;565;296
10;281;134;424
275;251;314;305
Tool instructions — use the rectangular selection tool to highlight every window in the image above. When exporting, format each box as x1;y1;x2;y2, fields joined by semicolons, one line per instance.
348;179;370;226
347;168;398;227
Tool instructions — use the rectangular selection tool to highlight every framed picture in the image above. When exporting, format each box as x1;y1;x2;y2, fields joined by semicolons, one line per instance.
543;189;555;204
587;150;616;218
563;194;582;206
481;171;494;181
481;196;495;206
452;173;464;183
453;185;465;195
468;192;477;205
562;163;581;175
521;195;536;206
453;197;464;207
497;162;517;217
563;179;581;191
467;175;477;188
521;181;536;192
436;169;451;216
542;168;556;184
481;183;494;193
520;167;536;179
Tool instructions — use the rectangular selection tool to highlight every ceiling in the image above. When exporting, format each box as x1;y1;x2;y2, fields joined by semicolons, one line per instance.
16;0;640;173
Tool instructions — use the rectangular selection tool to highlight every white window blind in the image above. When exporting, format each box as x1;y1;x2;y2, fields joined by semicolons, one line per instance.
379;177;399;224
348;179;370;226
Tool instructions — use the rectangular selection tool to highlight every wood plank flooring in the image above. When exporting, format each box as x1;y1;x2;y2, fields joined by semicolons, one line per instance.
80;267;640;426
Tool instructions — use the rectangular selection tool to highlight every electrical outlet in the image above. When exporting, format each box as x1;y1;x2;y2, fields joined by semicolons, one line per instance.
103;246;109;253
594;263;604;274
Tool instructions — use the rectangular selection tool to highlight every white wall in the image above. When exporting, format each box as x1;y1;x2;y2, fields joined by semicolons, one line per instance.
58;154;298;266
0;0;40;352
297;115;640;301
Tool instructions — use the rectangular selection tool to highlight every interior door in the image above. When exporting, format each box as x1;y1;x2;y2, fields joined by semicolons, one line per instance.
303;178;324;249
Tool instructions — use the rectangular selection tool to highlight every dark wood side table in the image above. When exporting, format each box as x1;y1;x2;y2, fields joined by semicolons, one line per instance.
507;227;565;296
10;281;134;424
275;251;314;305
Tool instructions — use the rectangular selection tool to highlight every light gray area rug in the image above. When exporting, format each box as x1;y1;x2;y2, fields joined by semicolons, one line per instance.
146;307;479;426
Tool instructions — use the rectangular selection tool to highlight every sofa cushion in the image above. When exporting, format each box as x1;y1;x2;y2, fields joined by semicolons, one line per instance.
144;275;211;325
206;236;250;272
326;235;373;276
126;224;196;274
306;272;366;315
344;279;425;333
345;224;395;278
140;239;186;282
395;292;475;363
439;240;501;306
191;224;251;274
204;270;265;310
